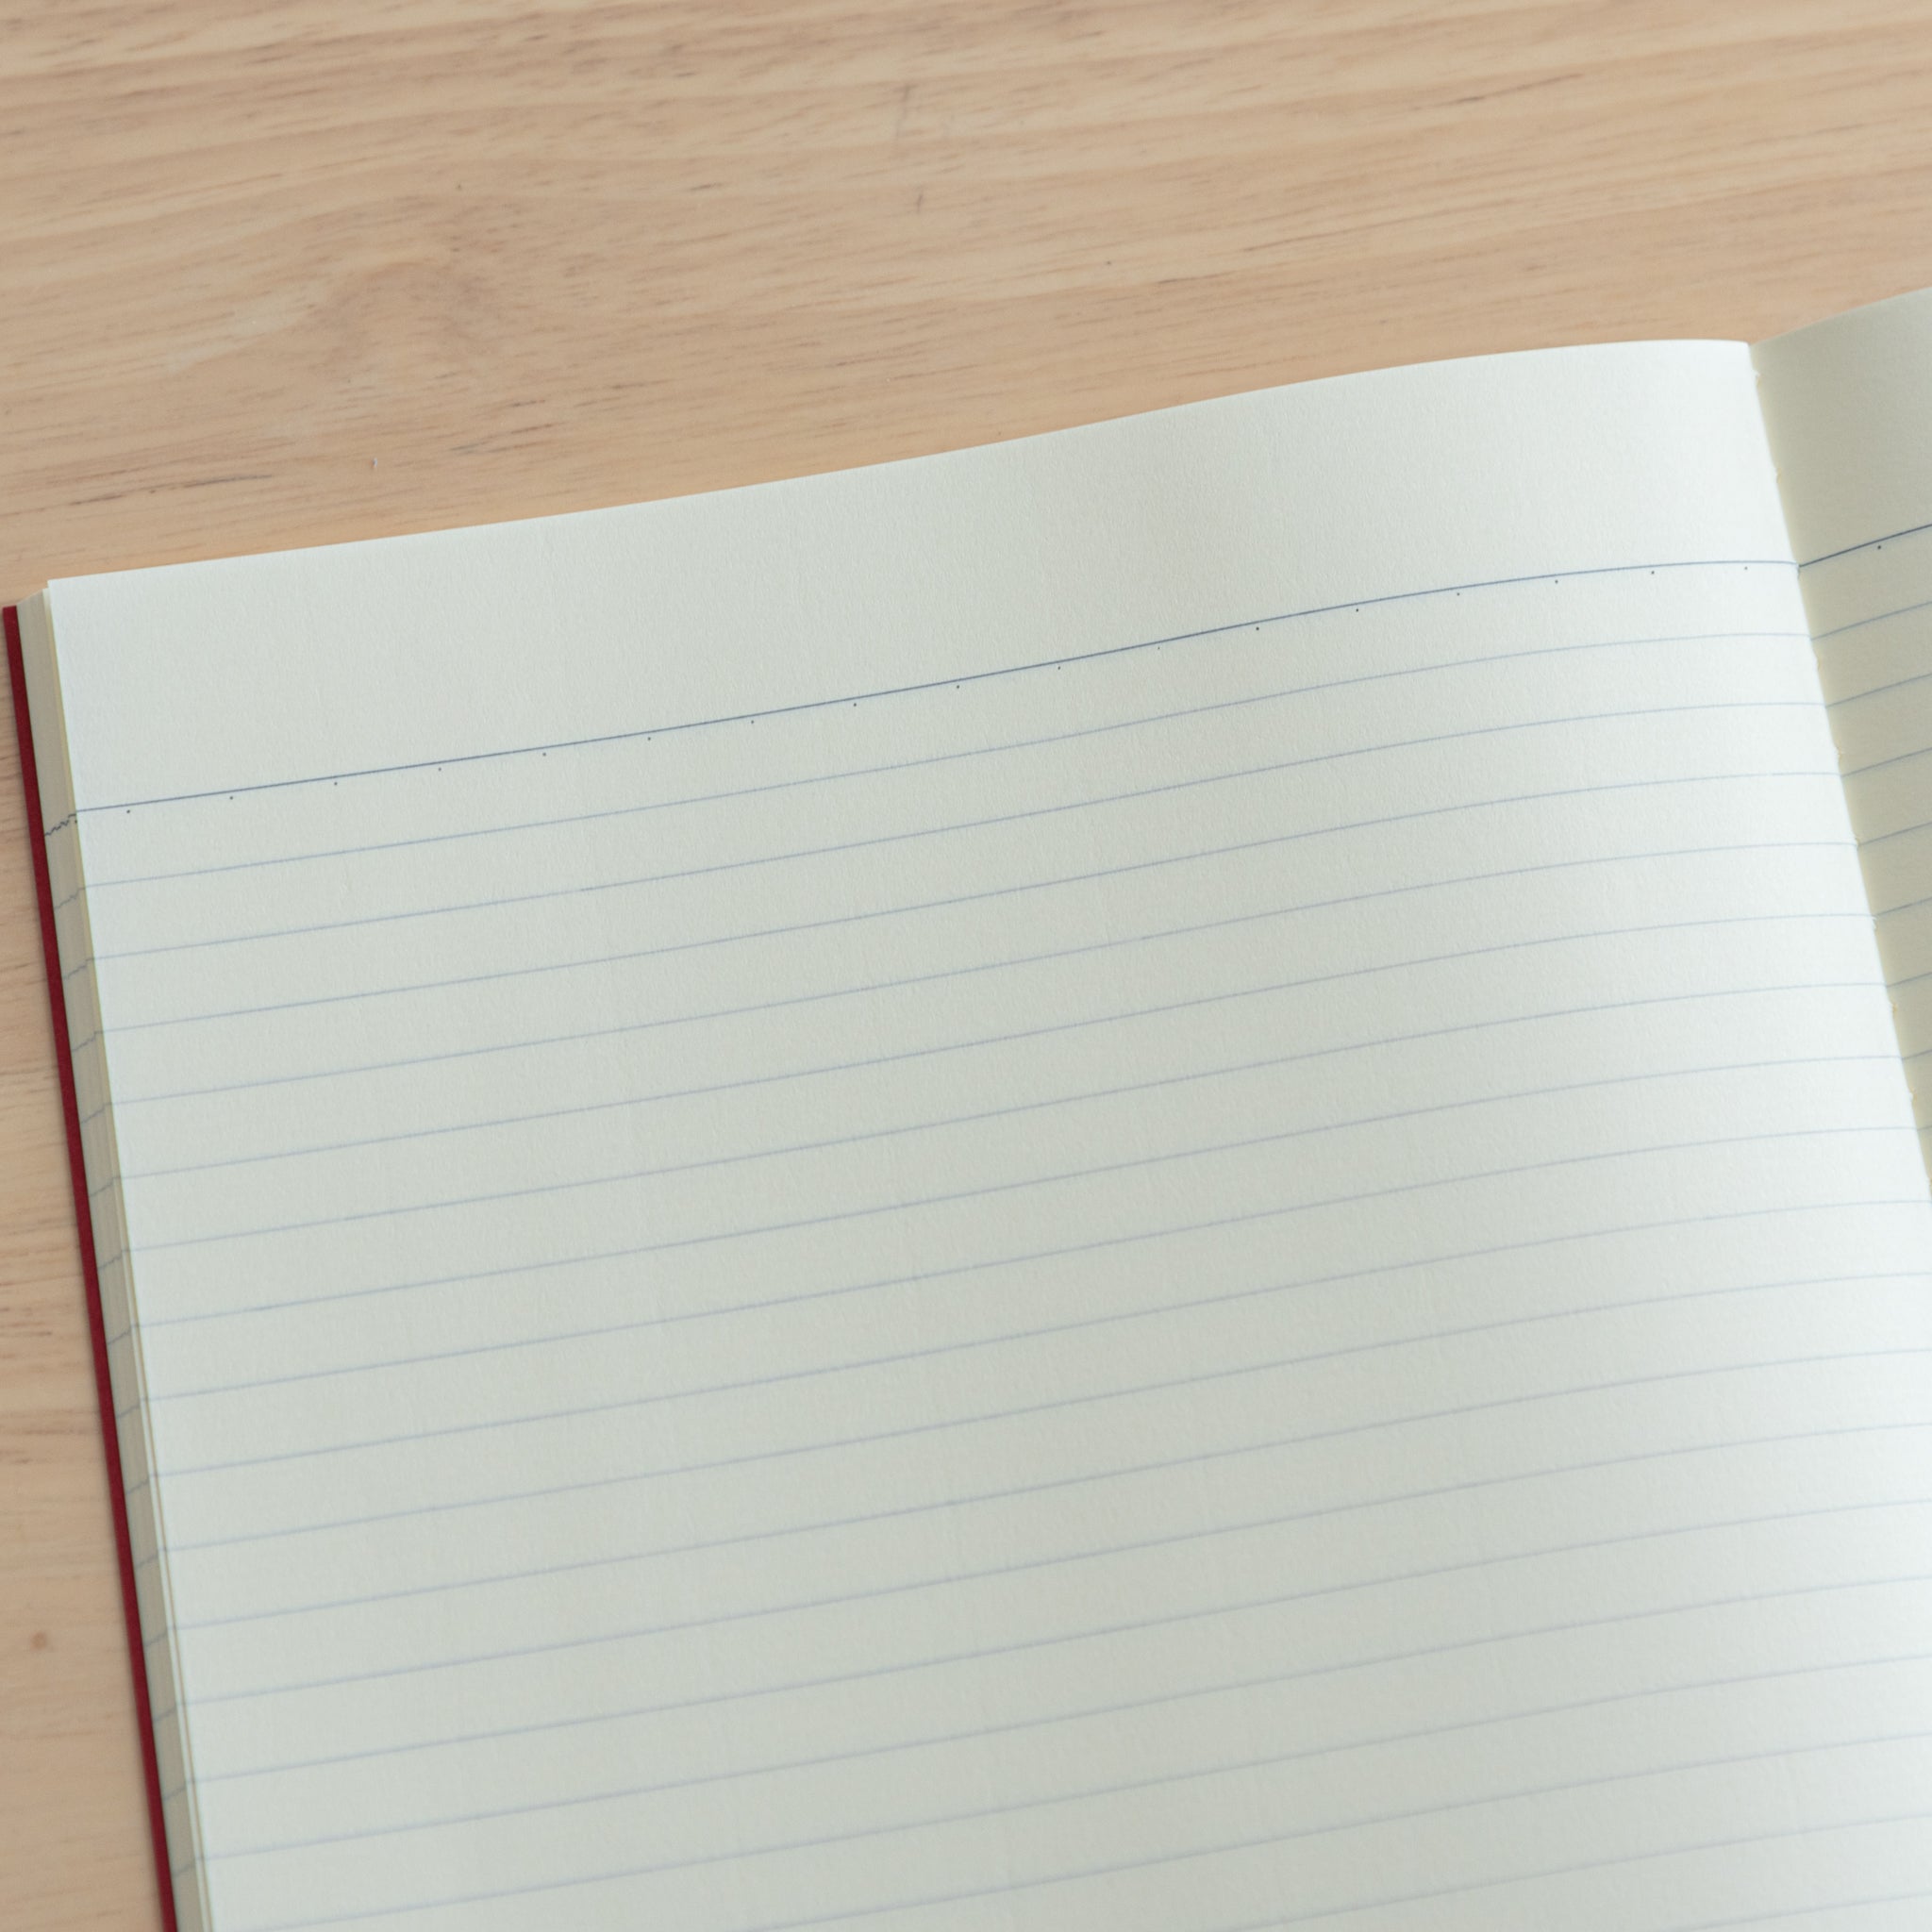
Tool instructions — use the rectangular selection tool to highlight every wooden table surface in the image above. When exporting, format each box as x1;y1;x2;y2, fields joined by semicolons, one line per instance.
6;2;1932;1923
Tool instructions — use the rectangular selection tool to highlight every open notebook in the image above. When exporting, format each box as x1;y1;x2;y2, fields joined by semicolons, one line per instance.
10;285;1932;1932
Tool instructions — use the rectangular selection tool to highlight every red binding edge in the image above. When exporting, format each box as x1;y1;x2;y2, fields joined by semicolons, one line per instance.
7;602;181;1932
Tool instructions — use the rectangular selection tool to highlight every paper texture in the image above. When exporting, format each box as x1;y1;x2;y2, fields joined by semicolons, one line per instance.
1758;289;1932;1160
28;337;1932;1930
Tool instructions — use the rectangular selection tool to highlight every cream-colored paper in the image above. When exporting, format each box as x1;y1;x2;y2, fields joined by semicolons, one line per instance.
25;335;1932;1930
1757;290;1932;1158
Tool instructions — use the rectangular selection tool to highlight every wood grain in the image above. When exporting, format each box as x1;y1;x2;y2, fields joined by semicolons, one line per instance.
5;1;1931;1921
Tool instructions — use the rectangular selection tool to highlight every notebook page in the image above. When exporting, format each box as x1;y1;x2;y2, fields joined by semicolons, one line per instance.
30;341;1932;1932
1756;289;1932;1153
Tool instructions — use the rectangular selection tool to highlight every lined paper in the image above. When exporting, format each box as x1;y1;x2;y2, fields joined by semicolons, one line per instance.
1758;289;1932;1160
10;590;211;1930
29;338;1932;1930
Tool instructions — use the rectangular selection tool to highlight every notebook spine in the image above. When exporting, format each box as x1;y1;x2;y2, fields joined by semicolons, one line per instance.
7;603;181;1932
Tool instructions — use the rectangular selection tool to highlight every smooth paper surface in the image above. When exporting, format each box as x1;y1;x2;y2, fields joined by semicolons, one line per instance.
29;337;1932;1930
1758;290;1932;1153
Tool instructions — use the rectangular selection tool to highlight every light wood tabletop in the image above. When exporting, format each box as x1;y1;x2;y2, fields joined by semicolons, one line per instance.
6;2;1932;1923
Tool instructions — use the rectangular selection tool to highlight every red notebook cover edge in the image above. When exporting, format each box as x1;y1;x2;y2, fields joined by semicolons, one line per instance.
6;601;182;1932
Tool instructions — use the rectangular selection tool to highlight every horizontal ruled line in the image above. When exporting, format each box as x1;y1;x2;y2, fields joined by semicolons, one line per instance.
185;1521;1932;1788
177;1405;1930;1706
109;854;1856;1110
1801;517;1932;571
85;705;1825;973
201;1642;1932;1868
76;625;1806;896
1206;1813;1932;1932
1814;591;1932;646
136;1052;1897;1376
1667;1886;1932;1930
74;557;1792;820
239;1731;1932;1931
150;1233;1930;1554
124;1101;1907;1344
167;1408;1932;1635
108;835;1854;1047
127;1009;1883;1259
149;1124;1912;1479
110;841;1861;1178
